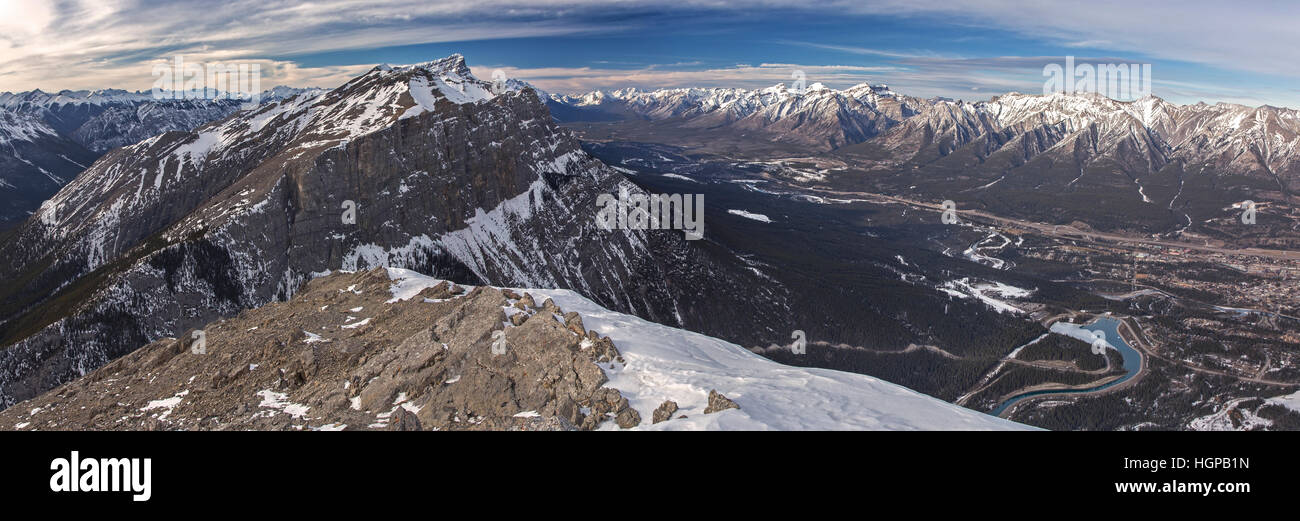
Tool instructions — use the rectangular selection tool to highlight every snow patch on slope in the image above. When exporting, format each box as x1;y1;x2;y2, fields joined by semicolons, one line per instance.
938;278;1031;314
727;209;772;223
0;110;57;144
383;268;1029;431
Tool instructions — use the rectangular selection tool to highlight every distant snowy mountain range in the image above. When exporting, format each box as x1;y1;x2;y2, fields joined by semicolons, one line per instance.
548;82;922;149
550;82;1300;188
549;82;1300;238
0;86;320;227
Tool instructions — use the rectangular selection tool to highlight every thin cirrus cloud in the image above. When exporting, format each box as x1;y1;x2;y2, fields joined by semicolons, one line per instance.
780;0;1300;79
0;0;616;92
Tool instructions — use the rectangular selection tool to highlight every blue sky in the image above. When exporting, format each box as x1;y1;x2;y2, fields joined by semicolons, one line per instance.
3;1;1299;107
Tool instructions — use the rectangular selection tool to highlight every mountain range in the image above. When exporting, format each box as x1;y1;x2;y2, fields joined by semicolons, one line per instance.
550;82;1300;185
0;54;776;410
549;82;924;150
0;86;319;227
3;54;1296;430
552;83;1299;238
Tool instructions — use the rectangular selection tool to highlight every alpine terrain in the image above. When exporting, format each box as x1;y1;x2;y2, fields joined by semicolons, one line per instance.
0;55;778;412
0;268;1025;431
0;87;318;228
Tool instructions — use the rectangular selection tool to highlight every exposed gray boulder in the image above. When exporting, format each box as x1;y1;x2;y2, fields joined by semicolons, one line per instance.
652;400;679;424
703;390;739;414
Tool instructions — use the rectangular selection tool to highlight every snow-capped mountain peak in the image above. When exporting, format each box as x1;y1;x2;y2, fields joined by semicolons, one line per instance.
30;55;542;243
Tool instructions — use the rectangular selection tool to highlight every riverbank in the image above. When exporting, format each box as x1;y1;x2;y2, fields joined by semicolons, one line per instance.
993;314;1149;419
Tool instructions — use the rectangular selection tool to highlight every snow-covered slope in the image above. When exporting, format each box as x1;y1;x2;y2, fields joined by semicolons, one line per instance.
0;109;58;144
0;267;1026;431
0;110;100;226
551;291;1027;430
381;268;1026;430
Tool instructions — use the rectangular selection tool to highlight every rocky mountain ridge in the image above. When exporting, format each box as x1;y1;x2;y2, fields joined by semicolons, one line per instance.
550;82;924;150
0;268;1027;431
0;54;777;409
553;83;1300;191
0;86;318;228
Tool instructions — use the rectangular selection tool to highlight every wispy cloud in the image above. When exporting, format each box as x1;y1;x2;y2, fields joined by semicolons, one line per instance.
0;0;618;92
792;0;1300;79
780;41;937;60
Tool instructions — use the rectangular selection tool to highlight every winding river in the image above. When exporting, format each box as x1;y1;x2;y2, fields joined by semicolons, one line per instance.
990;316;1144;417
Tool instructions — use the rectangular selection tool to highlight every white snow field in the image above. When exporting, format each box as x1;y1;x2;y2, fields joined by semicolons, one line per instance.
386;268;1031;431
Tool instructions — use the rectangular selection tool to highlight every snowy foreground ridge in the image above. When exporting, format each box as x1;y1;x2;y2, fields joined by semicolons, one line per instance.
387;269;1031;431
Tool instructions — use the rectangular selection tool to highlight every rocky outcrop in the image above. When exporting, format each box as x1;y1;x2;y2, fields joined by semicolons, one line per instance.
0;268;645;431
703;390;740;414
652;400;679;424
